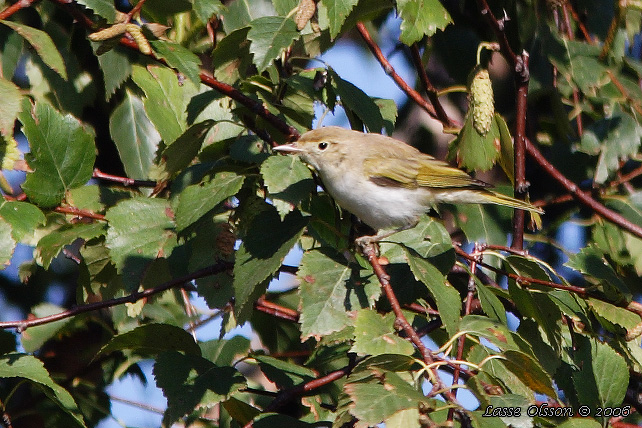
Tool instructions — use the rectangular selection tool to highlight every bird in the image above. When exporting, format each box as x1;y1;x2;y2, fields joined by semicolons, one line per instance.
274;126;542;243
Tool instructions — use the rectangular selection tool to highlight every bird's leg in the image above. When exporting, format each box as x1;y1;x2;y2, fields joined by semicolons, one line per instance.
354;223;418;249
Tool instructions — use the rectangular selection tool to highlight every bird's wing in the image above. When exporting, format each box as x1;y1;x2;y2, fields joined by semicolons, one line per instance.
364;153;490;189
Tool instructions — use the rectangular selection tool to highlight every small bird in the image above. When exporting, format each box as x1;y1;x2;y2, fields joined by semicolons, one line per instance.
274;127;542;243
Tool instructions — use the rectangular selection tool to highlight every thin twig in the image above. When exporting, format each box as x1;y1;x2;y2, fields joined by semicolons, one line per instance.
409;44;454;127
0;262;232;331
355;23;440;123
93;168;157;187
525;139;642;239
54;205;106;221
0;0;38;20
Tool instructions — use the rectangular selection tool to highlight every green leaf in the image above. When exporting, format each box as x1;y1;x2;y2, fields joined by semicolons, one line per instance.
330;69;384;133
200;336;251;366
98;323;201;357
0;201;45;241
253;414;322;428
351;310;414;356
105;197;176;290
193;0;225;23
20;101;96;207
37;222;106;270
154;120;215;180
565;244;632;301
450;202;511;244
154;350;246;425
298;248;379;340
458;315;524;352
220;0;277;32
0;20;67;80
254;354;316;388
403;248;460;337
448;112;502;172
233;209;307;323
20;303;74;352
149;39;201;86
475;279;508;325
110;90;161;180
94;46;132;100
587;298;641;333
578;108;642;184
131;64;188;144
396;0;452;45
75;0;116;20
248;16;300;72
0;353;86;427
175;171;244;231
261;155;314;218
211;27;253;84
345;370;428;425
572;337;628;416
0;219;14;270
324;0;358;39
501;350;556;398
0;77;23;135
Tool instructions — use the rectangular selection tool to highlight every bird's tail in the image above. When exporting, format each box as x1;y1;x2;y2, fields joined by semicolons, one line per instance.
484;190;544;214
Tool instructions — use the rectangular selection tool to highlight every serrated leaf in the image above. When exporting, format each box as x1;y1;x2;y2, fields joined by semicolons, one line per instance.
0;77;23;135
154;350;246;426
579;108;642;184
98;323;201;357
110;90;161;180
0;353;86;427
475;278;508;325
193;0;225;23
233;209;307;323
94;46;132;100
458;315;524;352
175;171;244;231
403;248;460;337
587;298;641;333
149;39;201;86
351;310;414;356
19;101;96;207
345;371;427;425
248;16;300;72
0;20;67;80
565;244;631;301
397;0;451;45
450;202;510;244
298;248;379;340
131;64;188;143
105;197;176;290
37;222;106;270
261;155;314;218
200;336;251;366
324;0;358;39
573;337;628;415
0;201;45;241
76;0;116;20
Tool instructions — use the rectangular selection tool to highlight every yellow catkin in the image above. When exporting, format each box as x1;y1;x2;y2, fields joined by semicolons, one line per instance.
295;0;316;30
126;24;152;55
469;68;494;136
88;23;129;41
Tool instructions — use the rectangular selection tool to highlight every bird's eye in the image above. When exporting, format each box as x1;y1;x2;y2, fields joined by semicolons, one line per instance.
318;142;328;150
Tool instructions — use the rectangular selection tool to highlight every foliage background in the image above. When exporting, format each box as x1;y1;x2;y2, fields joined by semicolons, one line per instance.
0;0;642;427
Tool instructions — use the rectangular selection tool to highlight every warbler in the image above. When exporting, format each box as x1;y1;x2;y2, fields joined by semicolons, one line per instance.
274;127;542;242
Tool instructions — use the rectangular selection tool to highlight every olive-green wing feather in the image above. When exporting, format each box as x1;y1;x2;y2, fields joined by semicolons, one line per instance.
363;153;489;189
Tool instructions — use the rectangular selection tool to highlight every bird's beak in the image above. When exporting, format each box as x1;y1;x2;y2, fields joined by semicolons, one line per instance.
273;143;303;153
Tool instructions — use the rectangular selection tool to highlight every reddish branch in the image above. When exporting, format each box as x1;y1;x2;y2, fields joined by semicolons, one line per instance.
93;168;157;187
54;205;106;221
355;23;440;123
525;139;642;240
0;0;38;20
511;52;530;250
361;244;457;403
